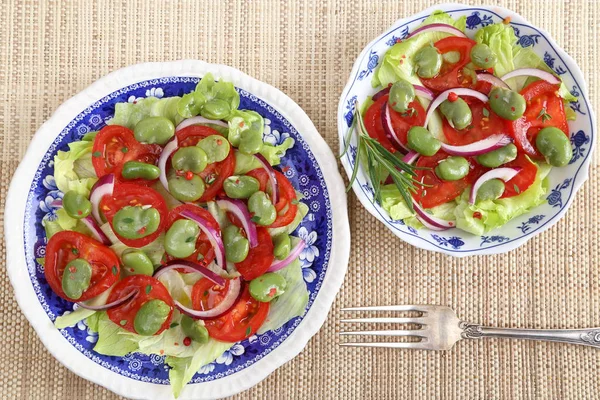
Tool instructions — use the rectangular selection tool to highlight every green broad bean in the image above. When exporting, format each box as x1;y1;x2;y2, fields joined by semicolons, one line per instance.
435;156;470;181
470;43;497;69
476;179;505;202
414;46;442;79
439;98;472;130
407;126;441;156
201;98;231;120
62;190;92;219
171;146;208;174
272;234;291;260
168;174;206;202
181;315;209;343
248;191;277;226
134;299;171;336
388;79;415;114
177;91;206;118
121;161;161;180
197;135;231;163
239;129;264;155
476;144;518;168
113;206;161;239
223;225;250;263
489;87;526;121
249;273;287;302
223;175;260;199
165;219;200;259
536;127;573;167
442;51;461;64
61;259;92;299
121;249;154;276
134;116;175;145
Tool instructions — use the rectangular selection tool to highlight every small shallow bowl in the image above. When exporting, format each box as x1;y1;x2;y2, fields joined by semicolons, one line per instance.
5;60;350;399
338;3;595;256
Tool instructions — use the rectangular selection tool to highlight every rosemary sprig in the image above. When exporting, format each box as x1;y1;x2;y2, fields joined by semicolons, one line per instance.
342;101;422;212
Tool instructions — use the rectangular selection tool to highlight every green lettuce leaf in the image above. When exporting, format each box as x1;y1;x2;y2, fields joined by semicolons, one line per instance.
54;139;98;197
90;312;142;357
380;184;414;221
55;307;96;329
268;201;309;236
259;137;295;165
195;73;240;120
107;97;184;129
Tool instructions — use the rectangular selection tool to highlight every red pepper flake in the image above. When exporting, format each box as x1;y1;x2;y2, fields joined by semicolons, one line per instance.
183;337;192;346
160;350;165;355
511;106;516;112
473;211;482;220
137;226;147;235
185;171;194;180
399;60;404;65
448;92;458;102
448;221;454;226
268;288;277;298
239;122;245;128
395;39;403;44
69;266;77;273
174;342;179;346
494;95;499;99
282;166;290;173
216;139;222;145
401;54;406;59
77;210;82;215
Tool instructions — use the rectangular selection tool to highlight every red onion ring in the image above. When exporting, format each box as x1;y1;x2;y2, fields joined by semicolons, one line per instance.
215;198;258;248
176;116;228;132
174;277;242;320
406;23;467;40
381;101;409;153
476;72;509;89
413;85;434;101
440;134;512;157
154;260;226;287
372;86;391;101
424;88;489;128
469;167;522;205
267;239;306;273
402;151;420;165
501;68;561;90
90;174;115;224
180;210;226;268
254;154;279;205
77;288;139;311
412;199;455;231
158;137;179;192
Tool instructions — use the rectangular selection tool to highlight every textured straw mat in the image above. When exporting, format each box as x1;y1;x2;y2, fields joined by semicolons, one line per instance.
1;0;599;399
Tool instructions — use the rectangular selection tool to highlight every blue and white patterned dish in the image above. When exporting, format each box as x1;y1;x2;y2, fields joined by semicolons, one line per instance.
338;4;595;256
6;61;350;399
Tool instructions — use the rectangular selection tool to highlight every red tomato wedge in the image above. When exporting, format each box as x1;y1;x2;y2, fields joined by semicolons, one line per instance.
100;183;168;248
164;204;219;266
107;275;174;335
234;227;274;281
421;37;477;93
442;101;511;145
175;125;236;202
246;168;298;228
192;279;269;342
413;151;484;209
92;125;162;182
499;153;538;198
44;231;120;302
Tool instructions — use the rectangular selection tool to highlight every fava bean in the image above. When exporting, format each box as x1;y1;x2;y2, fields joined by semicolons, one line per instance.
489;87;526;121
177;91;205;118
168;174;206;202
249;273;287;302
273;234;291;260
414;46;442;79
435;156;470;181
113;206;161;239
165;219;200;259
134;299;171;336
239;129;264;155
201;99;231;120
407;126;441;156
223;225;250;263
171;146;208;174
536;127;573;167
122;161;161;180
470;43;497;69
439;98;472;130
248;191;277;226
442;51;461;64
476;144;518;168
61;258;92;300
388;79;415;114
181;315;209;343
476;179;505;202
134;116;175;145
197;135;231;163
223;175;260;199
62;190;92;219
122;249;154;276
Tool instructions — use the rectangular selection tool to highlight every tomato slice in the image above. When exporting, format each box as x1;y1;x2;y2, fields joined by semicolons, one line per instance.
175;125;236;202
100;183;169;248
44;231;120;301
164;204;219;265
413;150;484;209
442;100;511;145
234;227;274;281
363;95;426;153
421;37;477;93
107;275;174;335
246;168;298;228
192;279;269;342
499;153;538;198
92;125;161;182
509;81;568;157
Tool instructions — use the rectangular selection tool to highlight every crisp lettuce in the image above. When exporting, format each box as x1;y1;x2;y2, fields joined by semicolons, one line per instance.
88;312;142;357
259;138;295;165
107;97;184;129
380;184;414;221
55;307;96;329
54;139;98;197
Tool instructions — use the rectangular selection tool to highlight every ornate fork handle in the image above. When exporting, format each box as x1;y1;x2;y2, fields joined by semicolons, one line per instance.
459;322;600;348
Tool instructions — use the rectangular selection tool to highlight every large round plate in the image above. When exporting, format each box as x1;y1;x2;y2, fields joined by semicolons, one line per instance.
338;4;595;256
5;60;350;399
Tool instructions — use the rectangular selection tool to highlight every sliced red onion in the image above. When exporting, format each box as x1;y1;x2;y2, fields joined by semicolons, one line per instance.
402;151;420;165
424;88;489;128
50;199;63;208
215;198;258;248
180;210;226;268
381;101;409;153
372;86;391;101
440;134;512;157
159;137;179;192
414;85;434;101
176;116;228;131
174;277;241;320
406;23;467;40
154;260;225;286
476;72;509;89
412;199;455;231
90;174;115;224
501;68;561;90
81;216;111;245
77;288;138;311
469;167;522;204
267;239;306;273
254;154;279;204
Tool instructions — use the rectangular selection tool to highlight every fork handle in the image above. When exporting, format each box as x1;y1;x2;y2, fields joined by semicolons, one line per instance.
460;322;600;348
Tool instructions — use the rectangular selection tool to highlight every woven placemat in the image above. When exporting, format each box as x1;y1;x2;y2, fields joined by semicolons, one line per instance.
1;0;598;398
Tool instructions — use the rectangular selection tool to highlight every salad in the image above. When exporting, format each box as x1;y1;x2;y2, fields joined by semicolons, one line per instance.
344;11;577;235
41;73;310;397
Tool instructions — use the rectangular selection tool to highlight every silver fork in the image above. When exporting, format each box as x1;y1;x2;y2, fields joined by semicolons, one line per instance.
340;305;600;349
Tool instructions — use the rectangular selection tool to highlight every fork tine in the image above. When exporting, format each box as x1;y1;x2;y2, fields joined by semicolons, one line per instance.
339;330;424;337
341;305;428;312
340;342;428;349
340;317;424;324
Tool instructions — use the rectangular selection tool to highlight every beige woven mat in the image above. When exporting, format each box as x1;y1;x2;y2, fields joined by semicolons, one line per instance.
1;0;599;399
